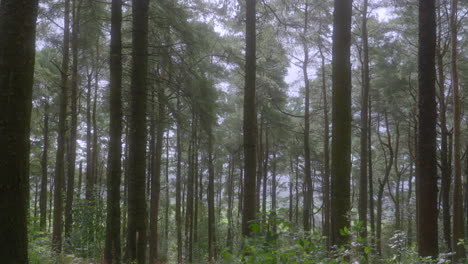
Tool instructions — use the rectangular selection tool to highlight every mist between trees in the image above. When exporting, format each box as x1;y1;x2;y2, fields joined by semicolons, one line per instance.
1;0;468;263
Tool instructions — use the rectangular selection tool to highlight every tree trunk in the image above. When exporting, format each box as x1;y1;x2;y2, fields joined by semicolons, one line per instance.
175;91;183;263
207;125;216;263
437;3;452;248
450;0;465;260
318;38;330;248
40;100;50;231
358;0;369;250
302;3;312;233
242;0;257;237
65;0;82;243
52;0;70;252
104;0;123;262
417;0;438;257
149;85;165;264
125;0;150;262
330;0;353;246
0;0;38;261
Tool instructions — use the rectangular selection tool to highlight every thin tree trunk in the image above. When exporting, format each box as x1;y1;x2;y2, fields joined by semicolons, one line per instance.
318;39;330;248
358;0;369;251
302;3;312;233
52;0;70;252
208;125;216;263
150;85;165;264
86;72;94;201
175;92;183;263
451;0;464;260
40;100;50;231
65;0;82;243
242;0;257;237
436;0;451;251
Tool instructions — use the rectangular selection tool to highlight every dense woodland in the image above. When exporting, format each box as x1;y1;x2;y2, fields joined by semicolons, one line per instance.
3;0;468;263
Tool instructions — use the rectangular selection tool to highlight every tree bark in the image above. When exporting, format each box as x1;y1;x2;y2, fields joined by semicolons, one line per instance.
417;0;438;257
52;0;70;252
125;0;150;262
65;0;82;243
0;0;38;261
330;0;353;246
450;0;464;260
207;125;216;263
242;0;257;237
358;0;369;249
40;100;50;231
104;0;123;262
302;2;312;233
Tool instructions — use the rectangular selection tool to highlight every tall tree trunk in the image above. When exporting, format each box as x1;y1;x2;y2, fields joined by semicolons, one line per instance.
86;72;94;200
318;38;330;248
376;112;394;255
226;155;234;251
242;0;257;237
417;0;438;257
330;0;353;246
125;0;150;262
302;3;312;233
149;85;165;264
175;92;183;263
208;125;216;263
104;0;123;262
40;100;50;231
271;151;277;233
164;131;170;258
437;3;452;248
65;0;81;243
451;0;465;260
185;117;197;263
358;0;369;251
368;98;375;245
52;0;70;252
262;128;269;223
0;0;38;261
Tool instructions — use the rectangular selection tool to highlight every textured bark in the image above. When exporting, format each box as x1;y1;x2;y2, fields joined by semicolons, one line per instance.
0;0;38;262
368;100;375;244
53;0;70;252
104;0;122;262
358;0;369;248
40;100;50;231
242;0;257;237
417;0;438;257
330;0;353;246
450;0;465;260
125;0;149;262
